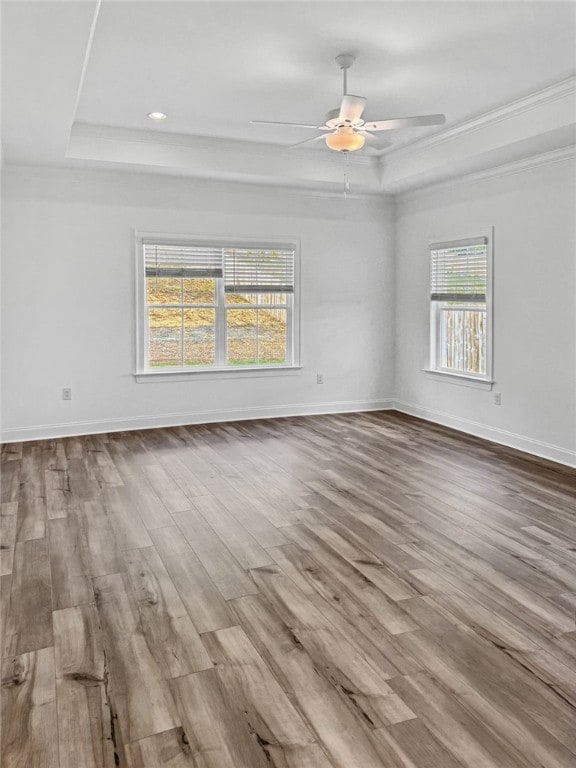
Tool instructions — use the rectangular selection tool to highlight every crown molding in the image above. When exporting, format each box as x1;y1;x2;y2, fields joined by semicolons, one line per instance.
3;161;393;203
397;144;576;202
385;74;576;161
6;142;574;205
70;122;379;168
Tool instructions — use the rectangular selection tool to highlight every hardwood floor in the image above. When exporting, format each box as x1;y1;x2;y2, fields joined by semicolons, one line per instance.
1;411;575;767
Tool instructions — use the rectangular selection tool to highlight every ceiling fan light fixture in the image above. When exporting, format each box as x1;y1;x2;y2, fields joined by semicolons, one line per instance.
325;127;365;152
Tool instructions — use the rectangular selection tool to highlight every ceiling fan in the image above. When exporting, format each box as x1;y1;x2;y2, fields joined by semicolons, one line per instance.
252;54;446;153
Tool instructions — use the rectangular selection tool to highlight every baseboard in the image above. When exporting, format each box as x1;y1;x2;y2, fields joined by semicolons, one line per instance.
4;398;574;469
393;399;576;468
0;398;394;443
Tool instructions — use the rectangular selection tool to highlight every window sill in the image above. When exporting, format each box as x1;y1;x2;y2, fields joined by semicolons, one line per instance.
135;365;303;383
423;369;494;390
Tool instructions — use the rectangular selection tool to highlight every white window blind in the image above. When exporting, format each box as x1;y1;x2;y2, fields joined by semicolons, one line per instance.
224;248;295;293
430;237;488;303
144;243;224;278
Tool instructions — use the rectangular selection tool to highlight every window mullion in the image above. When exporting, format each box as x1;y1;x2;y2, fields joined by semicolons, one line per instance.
256;308;260;364
180;307;184;367
216;278;227;366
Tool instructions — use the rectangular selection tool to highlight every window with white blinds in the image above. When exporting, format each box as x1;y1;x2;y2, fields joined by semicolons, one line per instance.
430;238;487;303
224;248;295;293
428;232;493;382
137;237;299;374
144;243;224;278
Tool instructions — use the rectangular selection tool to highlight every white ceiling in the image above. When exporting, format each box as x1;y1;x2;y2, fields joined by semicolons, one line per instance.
2;1;576;192
77;1;576;147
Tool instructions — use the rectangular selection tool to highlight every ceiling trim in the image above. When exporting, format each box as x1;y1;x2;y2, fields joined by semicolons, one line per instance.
385;74;576;160
3;162;393;204
5;142;575;204
397;144;576;202
70;0;102;122
69;123;378;168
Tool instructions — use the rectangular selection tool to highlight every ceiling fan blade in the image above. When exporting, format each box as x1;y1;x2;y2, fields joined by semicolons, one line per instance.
288;134;327;149
251;120;328;130
358;131;392;149
363;114;446;131
338;95;367;123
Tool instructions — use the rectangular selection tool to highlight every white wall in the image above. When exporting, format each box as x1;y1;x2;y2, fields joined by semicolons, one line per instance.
2;159;575;467
0;166;395;439
395;158;576;465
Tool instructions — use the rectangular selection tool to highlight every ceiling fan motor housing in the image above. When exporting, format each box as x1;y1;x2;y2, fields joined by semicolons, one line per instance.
325;108;364;129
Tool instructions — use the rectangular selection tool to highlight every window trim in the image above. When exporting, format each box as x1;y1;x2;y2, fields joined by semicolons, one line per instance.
134;231;301;378
426;227;494;387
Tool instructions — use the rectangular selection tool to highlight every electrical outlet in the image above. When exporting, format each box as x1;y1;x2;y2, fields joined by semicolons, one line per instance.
316;373;324;385
62;388;72;401
492;391;502;406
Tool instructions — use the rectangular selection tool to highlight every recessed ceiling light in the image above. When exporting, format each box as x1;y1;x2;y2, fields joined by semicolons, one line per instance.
147;112;167;121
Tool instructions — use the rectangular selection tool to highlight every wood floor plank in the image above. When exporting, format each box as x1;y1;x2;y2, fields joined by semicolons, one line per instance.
230;593;397;768
3;537;53;657
225;473;318;528
250;563;416;727
394;620;576;755
192;494;275;569
15;497;46;542
402;530;576;638
53;603;117;768
374;718;466;768
56;676;117;768
171;667;272;768
204;475;288;548
308;522;421;601
68;457;101;501
505;647;576;707
172;507;259;600
49;515;93;610
1;442;23;461
79;499;124;578
1;457;21;502
149;525;235;634
158;451;212;498
389;671;531;768
125;727;197;768
94;572;181;743
202;624;335;767
19;445;46;502
45;467;77;519
85;437;124;487
53;603;104;682
0;502;17;575
139;463;192;515
123;546;213;677
270;537;422;676
103;487;153;550
282;525;418;635
1;646;59;768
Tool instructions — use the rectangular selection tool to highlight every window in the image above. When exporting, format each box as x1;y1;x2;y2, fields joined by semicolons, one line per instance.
136;237;298;375
429;233;493;382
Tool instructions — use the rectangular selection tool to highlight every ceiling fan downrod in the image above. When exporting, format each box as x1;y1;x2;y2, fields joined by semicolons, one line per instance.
335;53;356;97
